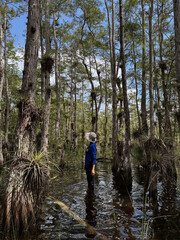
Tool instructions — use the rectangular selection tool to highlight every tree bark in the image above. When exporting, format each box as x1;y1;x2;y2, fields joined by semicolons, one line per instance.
149;0;155;138
141;0;148;134
82;59;97;133
158;1;172;139
53;11;61;140
40;1;45;103
119;0;132;178
154;57;162;138
21;1;40;102
104;60;108;151
4;2;10;146
73;72;77;149
0;8;4;167
69;59;74;144
104;0;118;170
173;0;180;109
41;0;52;153
81;80;85;142
93;53;103;133
16;0;40;157
132;40;141;130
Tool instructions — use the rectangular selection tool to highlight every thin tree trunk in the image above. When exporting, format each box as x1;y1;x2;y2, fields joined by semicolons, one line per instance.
173;0;180;109
41;0;52;153
132;40;141;130
141;0;148;134
53;11;61;140
104;60;108;151
119;0;132;179
161;66;172;138
82;59;96;132
111;0;118;169
73;73;77;149
81;80;85;142
0;8;4;167
40;1;45;103
69;61;74;143
4;3;10;146
149;0;155;138
158;1;172;139
104;0;118;170
93;54;103;133
154;54;162;138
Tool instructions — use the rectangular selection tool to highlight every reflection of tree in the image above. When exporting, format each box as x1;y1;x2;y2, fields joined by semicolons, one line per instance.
85;188;97;238
138;153;178;239
112;175;135;239
152;172;178;240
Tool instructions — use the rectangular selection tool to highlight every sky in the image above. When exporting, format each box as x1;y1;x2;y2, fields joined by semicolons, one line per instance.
10;13;27;48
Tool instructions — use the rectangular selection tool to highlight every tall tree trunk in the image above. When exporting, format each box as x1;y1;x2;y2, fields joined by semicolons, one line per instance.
81;80;85;142
132;40;141;130
82;59;97;133
93;54;103;134
1;1;48;233
40;1;45;103
173;0;180;110
4;3;10;146
154;54;162;138
141;0;148;134
119;0;132;184
161;66;172;138
16;0;41;157
41;0;52;153
73;73;77;149
111;0;118;169
104;0;118;170
104;60;108;151
0;8;4;167
53;11;61;140
158;1;172;139
69;61;74;144
149;0;155;138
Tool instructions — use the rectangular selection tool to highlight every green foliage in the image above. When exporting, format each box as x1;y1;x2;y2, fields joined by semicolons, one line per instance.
132;145;144;164
1;0;178;173
29;151;47;166
124;0;139;8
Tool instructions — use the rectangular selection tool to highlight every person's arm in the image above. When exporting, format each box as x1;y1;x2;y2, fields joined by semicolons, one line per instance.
92;164;95;176
91;144;96;175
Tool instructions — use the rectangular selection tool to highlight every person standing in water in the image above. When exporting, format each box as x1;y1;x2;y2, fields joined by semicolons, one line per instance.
85;132;97;188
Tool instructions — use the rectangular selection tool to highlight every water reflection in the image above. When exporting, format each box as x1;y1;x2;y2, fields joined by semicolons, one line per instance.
135;162;179;240
151;173;179;240
112;174;135;239
85;187;97;238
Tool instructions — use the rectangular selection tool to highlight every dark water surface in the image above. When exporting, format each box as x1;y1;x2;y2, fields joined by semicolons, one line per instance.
31;160;180;240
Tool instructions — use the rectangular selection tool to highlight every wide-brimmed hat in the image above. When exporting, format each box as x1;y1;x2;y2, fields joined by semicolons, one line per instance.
86;132;96;143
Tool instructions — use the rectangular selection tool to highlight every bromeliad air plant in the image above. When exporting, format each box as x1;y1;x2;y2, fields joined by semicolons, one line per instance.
1;151;49;235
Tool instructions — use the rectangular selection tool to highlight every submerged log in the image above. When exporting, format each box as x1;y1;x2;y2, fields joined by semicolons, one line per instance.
52;198;110;240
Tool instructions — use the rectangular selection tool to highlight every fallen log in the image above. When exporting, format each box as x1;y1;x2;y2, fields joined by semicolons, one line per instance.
48;197;110;240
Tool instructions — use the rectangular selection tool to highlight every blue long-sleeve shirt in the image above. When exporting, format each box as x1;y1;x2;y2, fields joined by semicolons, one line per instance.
85;142;96;167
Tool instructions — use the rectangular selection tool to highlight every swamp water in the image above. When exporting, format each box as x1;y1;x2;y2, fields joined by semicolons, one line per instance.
27;160;180;239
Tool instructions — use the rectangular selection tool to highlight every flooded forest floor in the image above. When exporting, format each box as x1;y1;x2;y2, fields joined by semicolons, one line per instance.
25;158;180;240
